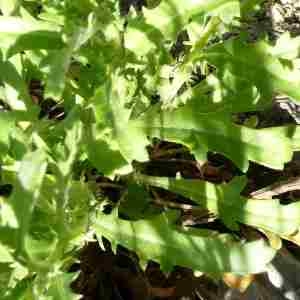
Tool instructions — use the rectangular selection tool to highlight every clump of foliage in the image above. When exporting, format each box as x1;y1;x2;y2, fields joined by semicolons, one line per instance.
1;0;300;298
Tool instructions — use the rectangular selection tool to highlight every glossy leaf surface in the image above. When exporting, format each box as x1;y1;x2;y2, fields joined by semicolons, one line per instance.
202;39;300;102
94;210;275;274
131;104;293;171
136;174;300;236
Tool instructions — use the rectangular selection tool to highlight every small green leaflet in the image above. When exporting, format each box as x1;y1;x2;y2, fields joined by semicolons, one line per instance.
135;174;300;237
93;210;275;274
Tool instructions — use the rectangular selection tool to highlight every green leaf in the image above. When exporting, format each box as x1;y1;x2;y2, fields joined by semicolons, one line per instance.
44;16;99;100
93;210;275;274
45;272;80;300
135;0;239;40
6;31;64;58
86;75;148;176
88;74;293;173
0;57;39;117
125;0;240;58
271;32;300;60
118;182;160;220
291;126;300;151
183;73;263;112
20;176;89;267
0;113;15;159
85;136;129;177
0;200;18;228
0;275;33;300
43;28;84;100
145;0;161;9
0;16;61;34
201;38;300;103
88;76;293;172
0;243;14;263
57;112;83;177
240;0;265;16
0;0;19;16
135;174;300;237
130;104;293;171
8;149;47;254
43;48;73;100
0;16;62;58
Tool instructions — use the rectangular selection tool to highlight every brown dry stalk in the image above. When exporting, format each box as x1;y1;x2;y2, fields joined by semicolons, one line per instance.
151;189;202;211
250;176;300;199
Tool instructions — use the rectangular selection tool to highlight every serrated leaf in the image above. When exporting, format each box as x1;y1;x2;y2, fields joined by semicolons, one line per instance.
201;38;300;102
86;75;148;176
127;0;240;44
135;174;300;237
8;149;47;254
93;210;275;274
130;104;293;171
89;79;293;172
176;72;264;112
44;16;99;100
